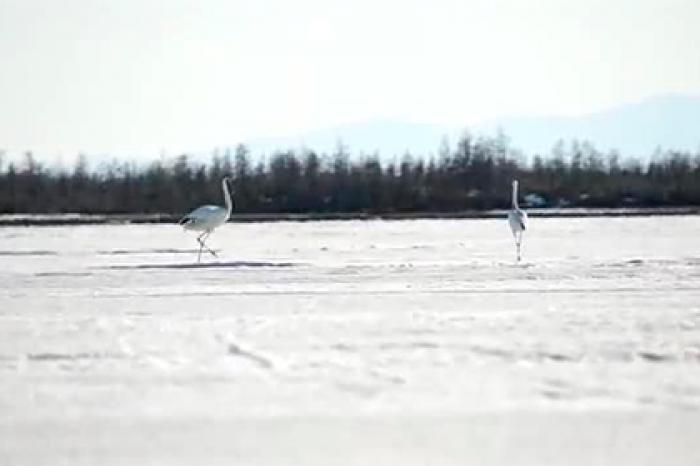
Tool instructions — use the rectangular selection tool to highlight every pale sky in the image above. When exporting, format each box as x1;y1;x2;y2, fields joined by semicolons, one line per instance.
1;0;699;159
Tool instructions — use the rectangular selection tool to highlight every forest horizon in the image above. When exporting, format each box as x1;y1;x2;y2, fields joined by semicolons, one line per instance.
1;133;699;215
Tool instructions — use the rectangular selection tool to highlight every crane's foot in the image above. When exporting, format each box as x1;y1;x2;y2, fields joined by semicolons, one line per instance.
197;239;217;257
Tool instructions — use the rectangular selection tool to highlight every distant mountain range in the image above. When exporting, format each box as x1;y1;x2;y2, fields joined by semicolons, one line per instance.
245;95;700;158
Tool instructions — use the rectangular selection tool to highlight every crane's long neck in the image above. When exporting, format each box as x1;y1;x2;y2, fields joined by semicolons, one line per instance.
512;180;519;209
222;178;233;217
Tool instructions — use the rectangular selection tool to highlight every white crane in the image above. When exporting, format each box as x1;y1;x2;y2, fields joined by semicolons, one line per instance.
507;179;527;262
179;177;233;262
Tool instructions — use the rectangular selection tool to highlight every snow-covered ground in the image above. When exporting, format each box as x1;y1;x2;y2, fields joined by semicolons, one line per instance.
1;217;699;465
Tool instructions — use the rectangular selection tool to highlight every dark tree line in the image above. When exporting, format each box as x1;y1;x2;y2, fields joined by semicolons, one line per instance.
1;135;700;215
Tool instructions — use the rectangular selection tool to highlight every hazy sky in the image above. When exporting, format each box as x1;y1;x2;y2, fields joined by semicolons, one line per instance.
1;0;699;158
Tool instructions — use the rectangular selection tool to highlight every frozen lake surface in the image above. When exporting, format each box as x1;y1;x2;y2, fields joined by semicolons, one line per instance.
1;217;700;465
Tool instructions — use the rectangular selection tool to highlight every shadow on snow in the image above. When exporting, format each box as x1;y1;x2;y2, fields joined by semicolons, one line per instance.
97;248;207;255
0;250;58;256
102;260;300;270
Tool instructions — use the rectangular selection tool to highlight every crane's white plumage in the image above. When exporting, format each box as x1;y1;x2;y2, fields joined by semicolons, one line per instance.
507;179;527;262
179;177;233;262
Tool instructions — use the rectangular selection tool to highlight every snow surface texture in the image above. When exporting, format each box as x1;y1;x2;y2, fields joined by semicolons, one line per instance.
1;217;699;465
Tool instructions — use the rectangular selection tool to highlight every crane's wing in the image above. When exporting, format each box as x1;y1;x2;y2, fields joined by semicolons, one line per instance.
179;205;224;225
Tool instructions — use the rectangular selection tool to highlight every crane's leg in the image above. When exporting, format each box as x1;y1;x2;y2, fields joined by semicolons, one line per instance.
515;232;523;262
196;232;205;263
198;231;218;257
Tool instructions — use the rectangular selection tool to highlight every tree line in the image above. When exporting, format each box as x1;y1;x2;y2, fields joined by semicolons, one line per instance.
1;134;699;215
